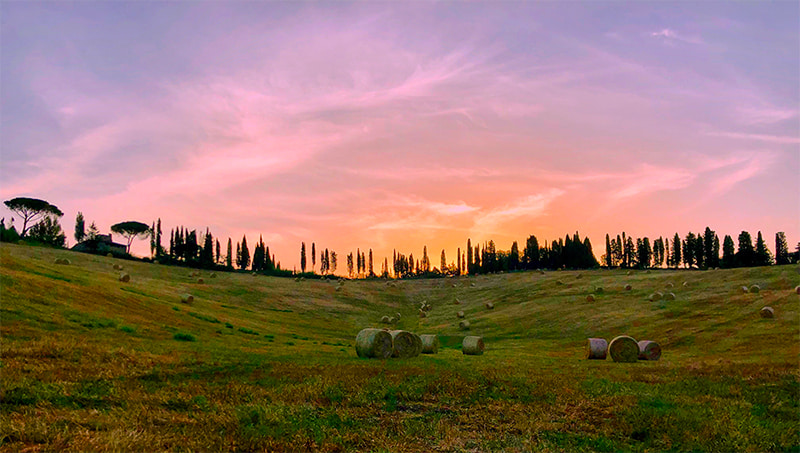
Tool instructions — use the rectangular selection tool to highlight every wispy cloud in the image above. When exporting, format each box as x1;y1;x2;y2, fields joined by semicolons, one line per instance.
704;131;800;144
472;189;565;235
650;28;703;45
735;106;798;125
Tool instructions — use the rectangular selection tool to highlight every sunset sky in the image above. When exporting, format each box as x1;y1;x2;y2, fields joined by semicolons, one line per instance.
2;2;798;270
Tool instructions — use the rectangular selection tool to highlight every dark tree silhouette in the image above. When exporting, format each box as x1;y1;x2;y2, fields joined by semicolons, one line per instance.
110;221;151;253
4;197;64;237
74;212;85;243
775;232;789;265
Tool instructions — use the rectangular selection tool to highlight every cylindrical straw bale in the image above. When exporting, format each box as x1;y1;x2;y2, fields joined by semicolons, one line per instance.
180;294;194;304
795;285;800;294
556;280;564;285
454;298;461;305
585;338;608;360
608;335;638;363
113;264;122;270
484;302;494;309
539;270;545;275
624;284;632;290
381;315;390;324
456;310;465;319
648;292;663;301
355;328;393;359
637;340;661;361
389;330;420;358
420;334;439;354
388;317;395;323
666;282;674;289
760;306;774;318
335;286;343;292
750;284;760;294
586;294;595;302
626;271;632;276
664;292;676;301
197;278;204;284
741;286;749;293
459;320;470;330
395;312;402;320
419;309;427;318
470;282;476;287
462;336;484;355
210;273;217;278
576;274;582;279
119;273;130;283
411;333;422;356
106;253;113;257
595;287;604;294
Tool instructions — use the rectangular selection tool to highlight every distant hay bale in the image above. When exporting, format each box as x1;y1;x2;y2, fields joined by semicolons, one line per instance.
54;258;70;265
454;298;461;305
452;284;458;288
420;334;439;354
741;286;749;293
457;310;465;319
251;272;257;276
210;273;217;278
539;270;545;275
683;281;689;287
760;306;774;318
626;271;632;275
484;302;494;309
624;284;632;291
648;292;663;301
355;328;393;359
646;270;651;274
585;338;607;360
595;287;604;294
666;282;674;289
419;309;427;318
395;312;402;320
106;252;113;257
459;320;470;330
586;294;595;302
462;336;484;355
637;340;662;361
180;294;194;304
608;335;638;363
388;317;395;323
795;285;800;295
470;282;476;287
389;330;421;358
197;278;204;284
335;285;343;292
381;315;390;324
556;280;564;285
113;264;123;270
576;274;582;279
119;273;130;283
664;292;676;301
750;284;760;294
294;277;300;282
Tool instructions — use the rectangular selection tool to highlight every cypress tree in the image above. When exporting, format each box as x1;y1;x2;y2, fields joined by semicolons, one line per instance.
311;243;316;273
215;239;220;264
721;235;735;268
604;234;613;268
74;212;86;243
754;231;772;266
775;232;789;265
300;242;307;273
510;241;519;270
226;238;232;269
240;235;250;270
736;231;755;267
672;233;681;268
466;239;473;274
156;218;163;257
369;249;374;277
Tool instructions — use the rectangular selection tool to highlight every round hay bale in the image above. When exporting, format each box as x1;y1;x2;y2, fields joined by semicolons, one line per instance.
760;306;774;318
637;340;661;361
470;282;476;287
585;338;608;360
210;273;217;278
388;316;395;323
683;281;689;287
458;320;471;330
106;253;113;257
608;335;638;363
395;312;402;320
539;270;545;275
419;309;427;318
750;284;760;294
664;292;676;301
648;292;663;302
197;278;205;284
462;336;484;355
54;258;70;265
666;282;674;289
180;294;194;304
251;272;257;276
646;270;651;274
420;334;439;354
741;286;749;293
624;284;632;291
576;274;582;279
454;298;461;305
355;328;393;359
626;271;632;276
294;277;301;282
484;302;494;309
586;294;595;302
556;280;564;285
119;273;130;283
795;285;800;294
456;310;465;319
335;286;343;292
389;330;421;358
381;315;390;324
113;264;123;270
452;284;458;288
595;287;604;294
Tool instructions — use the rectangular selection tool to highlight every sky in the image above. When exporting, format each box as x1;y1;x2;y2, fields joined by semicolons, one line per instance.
1;1;798;271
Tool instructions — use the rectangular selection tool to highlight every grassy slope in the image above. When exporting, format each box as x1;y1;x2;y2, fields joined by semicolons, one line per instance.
1;242;798;452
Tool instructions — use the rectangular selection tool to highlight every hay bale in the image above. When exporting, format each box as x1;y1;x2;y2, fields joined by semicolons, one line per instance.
335;286;343;292
462;336;484;355
664;292;676;301
388;317;395;323
741;286;749;293
355;328;393;359
118;273;130;283
624;284;632;291
637;340;661;361
760;306;774;318
539;270;545;275
626;271;632;276
470;282;476;287
576;273;582;279
683;281;689;287
646;270;651;274
595;287;604;294
608;335;638;363
106;253;113;257
750;284;760;294
585;338;608;360
648;292;663;301
54;258;70;265
459;320;470;330
197;278;205;284
180;294;194;304
795;285;800;294
666;282;674;289
420;334;439;354
454;298;461;305
389;330;421;358
419;309;427;318
457;310;465;319
210;273;217;278
113;264;123;270
395;312;402;320
586;294;595;302
556;280;564;285
295;277;301;282
484;302;494;309
381;315;390;324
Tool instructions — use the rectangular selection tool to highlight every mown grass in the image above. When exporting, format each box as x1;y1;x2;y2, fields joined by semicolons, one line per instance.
0;242;798;452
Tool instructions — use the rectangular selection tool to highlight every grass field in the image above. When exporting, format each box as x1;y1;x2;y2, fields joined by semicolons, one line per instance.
1;242;798;452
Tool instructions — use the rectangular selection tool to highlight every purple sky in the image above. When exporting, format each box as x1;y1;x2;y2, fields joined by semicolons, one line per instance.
2;2;798;269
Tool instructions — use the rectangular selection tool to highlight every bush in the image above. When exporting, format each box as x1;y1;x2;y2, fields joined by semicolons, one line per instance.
173;332;196;342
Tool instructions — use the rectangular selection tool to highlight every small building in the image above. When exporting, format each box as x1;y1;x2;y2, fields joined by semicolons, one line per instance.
72;233;127;255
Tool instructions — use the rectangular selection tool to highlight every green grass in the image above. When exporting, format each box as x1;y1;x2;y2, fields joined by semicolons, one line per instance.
1;242;798;451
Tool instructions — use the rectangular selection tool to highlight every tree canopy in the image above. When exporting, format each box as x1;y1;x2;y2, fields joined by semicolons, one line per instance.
3;197;63;237
110;221;151;253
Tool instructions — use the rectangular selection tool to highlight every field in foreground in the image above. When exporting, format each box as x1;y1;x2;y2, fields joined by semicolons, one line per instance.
1;243;798;452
